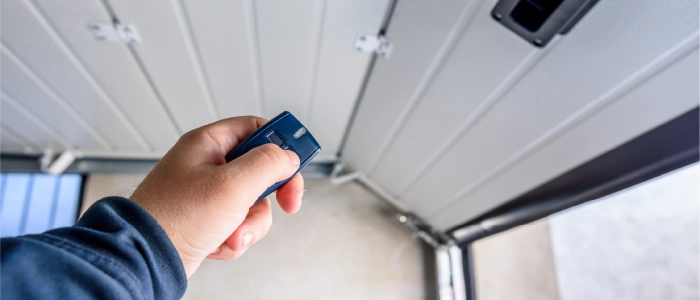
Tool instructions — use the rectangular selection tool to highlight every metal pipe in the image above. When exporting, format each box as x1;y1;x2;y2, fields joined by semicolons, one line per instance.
435;245;467;300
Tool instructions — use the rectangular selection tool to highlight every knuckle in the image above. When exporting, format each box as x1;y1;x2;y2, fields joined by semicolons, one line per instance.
180;129;206;143
255;144;285;166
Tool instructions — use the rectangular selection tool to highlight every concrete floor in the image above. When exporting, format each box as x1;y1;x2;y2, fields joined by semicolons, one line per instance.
82;175;425;299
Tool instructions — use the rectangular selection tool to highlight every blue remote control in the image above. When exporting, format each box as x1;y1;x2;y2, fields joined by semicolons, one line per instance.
225;111;321;201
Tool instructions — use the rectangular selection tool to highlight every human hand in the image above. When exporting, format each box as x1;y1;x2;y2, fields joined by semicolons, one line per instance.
130;116;304;277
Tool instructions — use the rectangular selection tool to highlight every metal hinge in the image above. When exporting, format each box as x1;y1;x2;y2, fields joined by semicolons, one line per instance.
353;34;393;58
89;22;141;45
397;213;455;248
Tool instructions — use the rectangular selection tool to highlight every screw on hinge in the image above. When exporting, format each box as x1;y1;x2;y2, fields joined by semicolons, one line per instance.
494;13;503;20
533;39;543;46
397;214;408;223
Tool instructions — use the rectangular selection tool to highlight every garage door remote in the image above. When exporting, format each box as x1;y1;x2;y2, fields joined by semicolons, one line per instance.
225;111;321;201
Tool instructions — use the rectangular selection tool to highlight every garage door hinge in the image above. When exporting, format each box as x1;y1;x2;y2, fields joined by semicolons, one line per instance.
397;213;456;248
89;22;141;45
353;34;393;58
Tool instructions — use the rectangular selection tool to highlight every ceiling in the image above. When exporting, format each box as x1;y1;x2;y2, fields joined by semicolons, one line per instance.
0;0;389;160
343;0;699;229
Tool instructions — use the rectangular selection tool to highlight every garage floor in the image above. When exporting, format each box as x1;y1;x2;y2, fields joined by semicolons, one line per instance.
82;175;425;300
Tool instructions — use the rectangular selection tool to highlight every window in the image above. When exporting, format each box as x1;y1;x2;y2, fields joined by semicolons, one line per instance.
0;173;83;237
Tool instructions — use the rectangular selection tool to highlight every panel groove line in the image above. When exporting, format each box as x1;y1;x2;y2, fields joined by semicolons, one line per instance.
1;91;73;150
340;0;496;173
367;0;484;175
306;0;391;157
181;0;267;119
434;32;700;217
125;45;184;135
0;45;113;150
174;0;220;121
96;0;184;136
396;37;563;194
0;132;27;153
0;124;38;151
255;0;319;120
0;89;74;149
106;0;220;132
23;0;151;151
244;0;265;116
304;0;327;125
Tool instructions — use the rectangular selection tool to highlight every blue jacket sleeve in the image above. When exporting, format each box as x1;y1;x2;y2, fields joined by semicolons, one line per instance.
1;197;187;300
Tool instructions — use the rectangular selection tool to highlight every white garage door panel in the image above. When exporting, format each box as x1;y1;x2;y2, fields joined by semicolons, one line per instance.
0;1;386;159
0;130;32;153
371;0;538;193
1;97;68;151
401;0;699;218
1;0;146;151
430;47;700;229
108;0;218;132
180;0;260;119
255;0;318;121
307;0;389;159
343;0;699;229
33;0;180;151
0;53;107;151
342;0;471;172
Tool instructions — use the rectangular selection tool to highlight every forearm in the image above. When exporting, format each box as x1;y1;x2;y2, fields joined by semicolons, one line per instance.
1;197;187;300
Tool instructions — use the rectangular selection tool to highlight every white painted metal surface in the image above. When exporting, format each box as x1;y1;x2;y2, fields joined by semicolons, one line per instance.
343;0;699;230
0;0;388;160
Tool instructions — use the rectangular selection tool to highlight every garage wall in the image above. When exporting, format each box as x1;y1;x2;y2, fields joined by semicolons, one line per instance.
0;0;389;160
342;0;699;230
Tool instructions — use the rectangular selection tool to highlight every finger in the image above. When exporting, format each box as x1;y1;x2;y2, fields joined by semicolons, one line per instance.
275;173;304;214
183;116;268;164
220;144;300;209
225;198;272;252
206;198;272;260
206;243;248;260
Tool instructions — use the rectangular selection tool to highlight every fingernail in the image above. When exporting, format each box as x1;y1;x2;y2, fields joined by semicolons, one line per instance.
242;233;253;248
285;150;300;166
211;246;221;254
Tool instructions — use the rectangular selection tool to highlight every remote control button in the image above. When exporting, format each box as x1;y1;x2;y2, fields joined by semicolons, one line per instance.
266;131;286;147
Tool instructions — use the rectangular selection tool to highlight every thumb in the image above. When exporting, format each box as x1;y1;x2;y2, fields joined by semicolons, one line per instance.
221;143;300;208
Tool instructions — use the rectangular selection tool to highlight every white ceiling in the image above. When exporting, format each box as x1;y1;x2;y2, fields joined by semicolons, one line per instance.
343;0;699;229
0;0;389;160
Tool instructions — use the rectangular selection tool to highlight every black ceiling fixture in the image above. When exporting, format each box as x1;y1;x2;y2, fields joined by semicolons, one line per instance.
492;0;600;47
